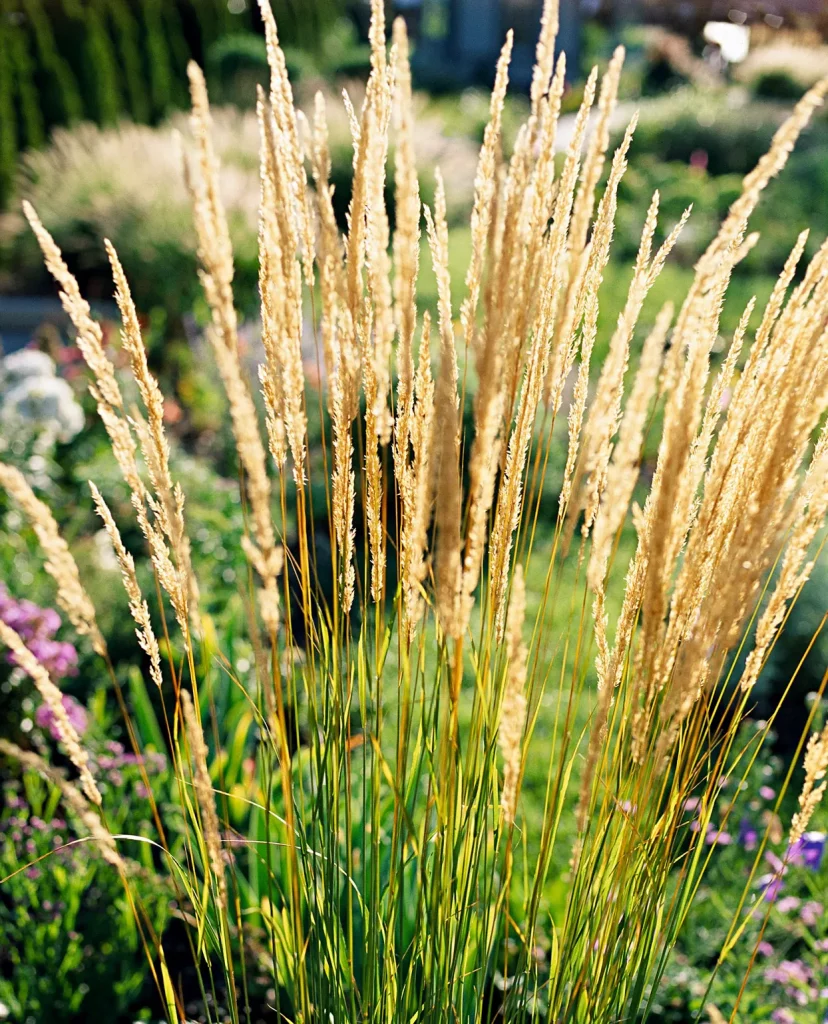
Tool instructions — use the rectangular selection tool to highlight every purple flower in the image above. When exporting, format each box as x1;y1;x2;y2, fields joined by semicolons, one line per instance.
788;832;826;870
35;694;88;740
757;940;774;956
766;850;786;873
738;817;758;850
0;585;78;678
760;785;776;801
759;873;784;902
27;637;78;677
684;797;700;812
705;826;732;846
771;1010;794;1024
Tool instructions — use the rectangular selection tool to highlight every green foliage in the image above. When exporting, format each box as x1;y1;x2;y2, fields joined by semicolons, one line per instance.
629;90;786;177
4;109;261;335
207;31;270;107
752;69;806;102
0;0;252;205
0;746;169;1022
616;95;828;277
652;718;828;1023
0;0;352;201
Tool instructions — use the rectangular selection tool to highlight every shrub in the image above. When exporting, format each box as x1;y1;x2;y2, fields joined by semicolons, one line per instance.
629;88;791;176
3;4;828;1023
1;91;478;325
3;109;261;327
737;43;828;98
753;69;807;102
0;722;169;1021
206;32;270;106
0;0;251;204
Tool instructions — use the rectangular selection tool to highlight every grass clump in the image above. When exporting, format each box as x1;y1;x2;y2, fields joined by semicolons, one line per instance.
3;1;828;1021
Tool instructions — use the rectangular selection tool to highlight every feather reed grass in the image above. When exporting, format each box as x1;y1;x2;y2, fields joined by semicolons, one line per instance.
6;2;828;1020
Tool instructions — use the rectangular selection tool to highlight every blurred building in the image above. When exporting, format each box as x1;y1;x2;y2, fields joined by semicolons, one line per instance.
410;0;581;90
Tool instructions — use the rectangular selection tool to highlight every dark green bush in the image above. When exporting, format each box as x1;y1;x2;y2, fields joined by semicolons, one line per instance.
206;32;269;106
752;67;806;101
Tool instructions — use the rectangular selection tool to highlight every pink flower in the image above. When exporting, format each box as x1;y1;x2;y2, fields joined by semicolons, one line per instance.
0;585;78;678
765;850;786;873
759;786;776;800
738;818;758;850
689;149;709;171
765;959;811;985
775;896;800;914
705;826;732;845
35;694;88;740
800;900;823;927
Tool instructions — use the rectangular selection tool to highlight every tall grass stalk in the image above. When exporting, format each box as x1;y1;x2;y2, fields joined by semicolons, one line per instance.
4;0;828;1020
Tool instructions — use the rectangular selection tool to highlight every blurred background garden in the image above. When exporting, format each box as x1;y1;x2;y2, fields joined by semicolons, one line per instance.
1;1;828;1021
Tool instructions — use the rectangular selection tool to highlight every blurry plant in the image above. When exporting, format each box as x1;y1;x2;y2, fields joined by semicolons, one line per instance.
628;89;791;176
737;44;828;99
0;584;80;748
0;583;78;681
2;88;478;324
3;109;261;328
0;348;85;448
751;69;807;102
735;558;828;756
0;746;169;1023
654;717;828;1023
617;97;828;276
0;0;253;204
638;27;719;96
206;31;270;108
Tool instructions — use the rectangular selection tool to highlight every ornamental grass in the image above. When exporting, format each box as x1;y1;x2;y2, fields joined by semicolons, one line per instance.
3;1;828;1021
